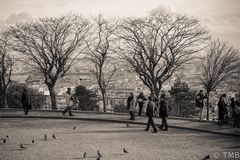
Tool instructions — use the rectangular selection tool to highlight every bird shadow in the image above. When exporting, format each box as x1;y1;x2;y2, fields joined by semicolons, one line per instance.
113;153;125;156
9;148;26;152
72;155;98;159
37;138;55;142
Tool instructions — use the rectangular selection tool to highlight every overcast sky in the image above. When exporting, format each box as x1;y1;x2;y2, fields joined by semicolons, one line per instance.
0;0;240;49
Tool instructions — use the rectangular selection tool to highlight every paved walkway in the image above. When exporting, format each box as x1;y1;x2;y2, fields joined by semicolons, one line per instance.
0;109;240;137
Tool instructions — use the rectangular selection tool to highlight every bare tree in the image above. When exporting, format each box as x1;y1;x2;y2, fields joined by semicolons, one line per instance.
85;15;117;112
201;39;240;120
7;15;90;109
117;9;208;98
0;32;14;108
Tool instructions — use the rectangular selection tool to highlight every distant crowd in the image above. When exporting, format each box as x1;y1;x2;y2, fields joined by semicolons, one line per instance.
21;87;240;130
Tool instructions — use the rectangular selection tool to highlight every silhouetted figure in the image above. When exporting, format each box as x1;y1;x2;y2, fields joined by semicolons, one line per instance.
21;88;31;115
62;88;74;116
234;99;240;127
3;139;6;144
218;94;228;125
137;92;145;116
145;96;157;133
195;90;207;121
32;140;34;143
127;92;135;120
52;134;56;139
159;94;170;131
73;126;76;130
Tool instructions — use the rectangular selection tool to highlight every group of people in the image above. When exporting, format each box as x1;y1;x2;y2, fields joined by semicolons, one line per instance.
21;86;240;129
218;94;240;127
127;92;171;133
195;90;240;127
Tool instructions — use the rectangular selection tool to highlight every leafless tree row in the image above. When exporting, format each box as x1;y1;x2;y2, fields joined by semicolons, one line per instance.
0;8;239;111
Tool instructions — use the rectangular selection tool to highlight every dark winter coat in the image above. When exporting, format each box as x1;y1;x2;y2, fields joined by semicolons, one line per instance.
195;92;207;108
146;101;155;118
159;100;168;118
218;97;227;120
21;90;31;109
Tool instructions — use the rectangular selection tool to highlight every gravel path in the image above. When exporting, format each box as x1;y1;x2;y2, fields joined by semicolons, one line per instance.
0;118;239;160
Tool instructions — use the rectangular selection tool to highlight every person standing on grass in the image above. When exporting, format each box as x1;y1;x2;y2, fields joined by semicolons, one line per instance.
195;90;207;121
21;88;31;115
62;87;74;116
145;96;157;133
127;92;135;120
137;92;145;116
217;93;227;125
159;94;171;131
230;97;238;128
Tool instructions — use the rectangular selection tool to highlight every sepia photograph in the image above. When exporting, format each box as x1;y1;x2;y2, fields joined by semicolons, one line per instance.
0;0;240;159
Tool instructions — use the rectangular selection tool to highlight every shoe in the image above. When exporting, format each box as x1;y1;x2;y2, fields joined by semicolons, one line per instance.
152;130;157;133
158;126;162;129
162;128;168;131
144;129;148;131
69;114;74;116
62;112;65;116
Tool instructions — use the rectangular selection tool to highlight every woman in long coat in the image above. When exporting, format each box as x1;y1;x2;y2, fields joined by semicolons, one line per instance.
218;94;227;125
21;88;31;115
159;94;169;131
127;92;135;120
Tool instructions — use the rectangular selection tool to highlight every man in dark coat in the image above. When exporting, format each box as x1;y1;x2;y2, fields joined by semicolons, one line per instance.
218;94;227;125
21;88;31;115
137;92;145;116
159;94;169;131
145;96;157;133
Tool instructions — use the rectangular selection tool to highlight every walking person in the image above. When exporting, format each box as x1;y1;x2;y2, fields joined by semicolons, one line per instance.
137;92;145;116
127;92;135;120
21;88;31;115
159;94;170;131
62;87;74;116
195;90;207;121
145;96;157;133
217;94;227;125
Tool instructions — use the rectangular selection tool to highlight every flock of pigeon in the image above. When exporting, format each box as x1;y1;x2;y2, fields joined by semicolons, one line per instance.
1;126;130;160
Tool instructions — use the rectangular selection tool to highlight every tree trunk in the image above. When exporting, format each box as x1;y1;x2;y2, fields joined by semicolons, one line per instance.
2;93;8;108
101;91;106;112
206;91;210;120
48;85;57;110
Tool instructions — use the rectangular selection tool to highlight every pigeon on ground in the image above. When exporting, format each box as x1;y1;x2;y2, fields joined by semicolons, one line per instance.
6;135;9;138
123;148;128;153
97;150;102;157
44;134;47;141
3;139;6;144
126;124;129;127
83;152;87;158
201;155;210;160
52;134;56;139
32;140;34;143
73;126;76;130
20;143;26;149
